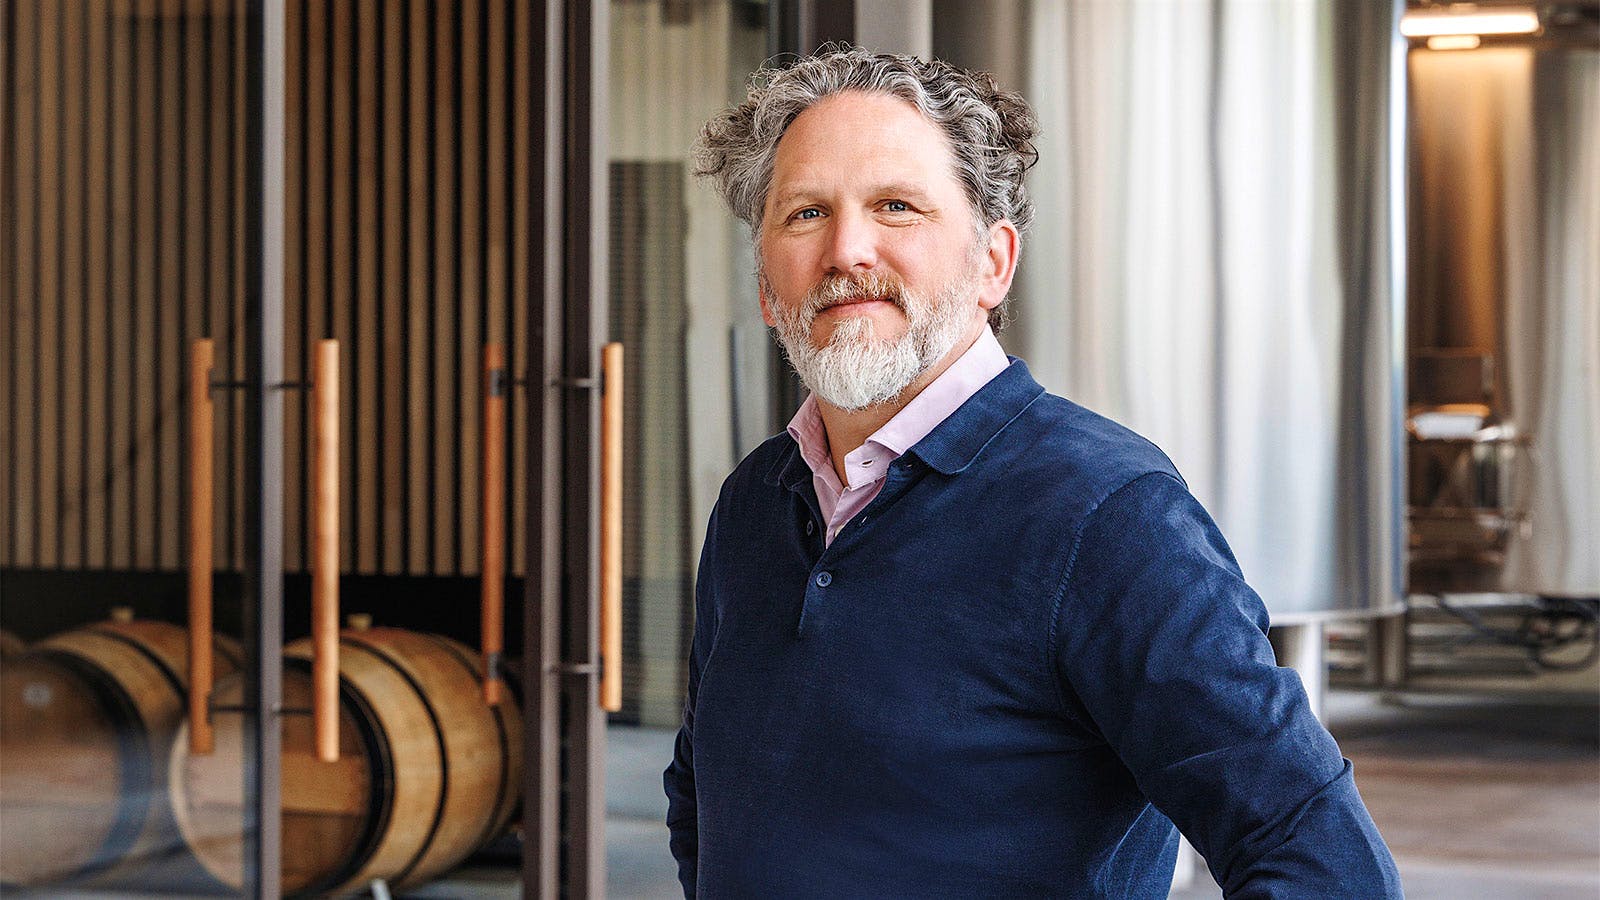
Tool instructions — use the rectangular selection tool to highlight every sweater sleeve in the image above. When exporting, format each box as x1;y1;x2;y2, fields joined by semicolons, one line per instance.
664;504;720;898
1051;472;1402;899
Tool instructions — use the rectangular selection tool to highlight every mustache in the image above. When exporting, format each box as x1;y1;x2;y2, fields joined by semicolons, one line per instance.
802;272;908;319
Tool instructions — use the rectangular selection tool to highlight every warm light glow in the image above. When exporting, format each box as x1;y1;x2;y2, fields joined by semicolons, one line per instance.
1427;34;1483;50
1401;6;1539;37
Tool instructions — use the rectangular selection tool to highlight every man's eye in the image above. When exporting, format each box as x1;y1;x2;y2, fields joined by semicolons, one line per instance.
884;200;910;213
794;208;822;221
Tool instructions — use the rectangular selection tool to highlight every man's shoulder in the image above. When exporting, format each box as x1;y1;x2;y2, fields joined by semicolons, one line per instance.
1001;389;1185;502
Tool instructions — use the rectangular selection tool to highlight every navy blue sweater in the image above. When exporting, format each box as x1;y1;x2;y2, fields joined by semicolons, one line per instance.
664;359;1400;898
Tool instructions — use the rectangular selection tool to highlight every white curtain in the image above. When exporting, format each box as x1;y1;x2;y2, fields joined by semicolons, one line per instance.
1014;0;1402;618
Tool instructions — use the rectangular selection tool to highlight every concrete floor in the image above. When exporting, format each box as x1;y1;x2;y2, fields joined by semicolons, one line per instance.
15;690;1592;898
602;691;1600;899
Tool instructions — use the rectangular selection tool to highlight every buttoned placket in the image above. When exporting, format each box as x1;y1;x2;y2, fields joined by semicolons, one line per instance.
791;457;922;637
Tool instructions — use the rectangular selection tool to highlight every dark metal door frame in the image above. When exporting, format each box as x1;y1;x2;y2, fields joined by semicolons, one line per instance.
245;2;614;896
244;2;286;897
524;1;609;897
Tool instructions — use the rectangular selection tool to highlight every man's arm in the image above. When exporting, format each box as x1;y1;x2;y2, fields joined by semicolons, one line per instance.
664;505;720;898
1051;472;1401;898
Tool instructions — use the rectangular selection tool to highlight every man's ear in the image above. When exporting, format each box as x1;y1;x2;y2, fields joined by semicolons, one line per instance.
758;274;778;327
978;219;1020;312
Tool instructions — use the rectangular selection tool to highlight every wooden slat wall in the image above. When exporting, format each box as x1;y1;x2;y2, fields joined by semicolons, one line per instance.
2;0;534;578
2;0;246;572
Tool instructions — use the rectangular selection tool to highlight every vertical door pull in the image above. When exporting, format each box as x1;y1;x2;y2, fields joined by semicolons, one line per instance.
311;340;340;762
188;340;216;755
600;342;623;713
481;344;507;705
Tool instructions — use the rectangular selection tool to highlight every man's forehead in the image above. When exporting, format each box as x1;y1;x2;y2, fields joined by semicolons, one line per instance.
773;91;947;157
766;93;959;197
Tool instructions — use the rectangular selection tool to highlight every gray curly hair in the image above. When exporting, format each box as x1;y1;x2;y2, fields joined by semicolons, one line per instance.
695;46;1039;243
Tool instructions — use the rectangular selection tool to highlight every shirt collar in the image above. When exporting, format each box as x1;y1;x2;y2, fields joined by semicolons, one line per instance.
784;325;1009;489
770;333;1046;490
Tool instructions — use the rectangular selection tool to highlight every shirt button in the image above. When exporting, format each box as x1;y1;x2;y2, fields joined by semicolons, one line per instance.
815;572;832;587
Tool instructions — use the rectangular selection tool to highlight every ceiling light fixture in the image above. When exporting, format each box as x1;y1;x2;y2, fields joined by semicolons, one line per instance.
1400;5;1540;37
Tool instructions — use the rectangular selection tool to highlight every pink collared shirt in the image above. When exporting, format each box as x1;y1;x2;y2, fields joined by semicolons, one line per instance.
786;325;1011;546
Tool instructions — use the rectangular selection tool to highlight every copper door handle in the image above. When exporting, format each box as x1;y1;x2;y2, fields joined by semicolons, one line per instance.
310;340;340;762
600;342;623;713
481;344;507;705
188;340;216;755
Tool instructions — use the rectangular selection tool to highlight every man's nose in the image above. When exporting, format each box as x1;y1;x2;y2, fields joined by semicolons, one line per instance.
820;210;878;274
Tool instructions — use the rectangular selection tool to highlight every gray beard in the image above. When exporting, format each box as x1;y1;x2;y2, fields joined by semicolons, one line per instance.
771;274;978;412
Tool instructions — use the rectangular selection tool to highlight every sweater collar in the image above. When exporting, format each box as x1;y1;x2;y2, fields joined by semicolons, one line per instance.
767;356;1046;489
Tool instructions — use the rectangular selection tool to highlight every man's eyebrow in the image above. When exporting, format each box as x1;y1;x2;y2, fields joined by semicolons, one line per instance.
768;183;935;212
768;189;816;213
871;182;934;202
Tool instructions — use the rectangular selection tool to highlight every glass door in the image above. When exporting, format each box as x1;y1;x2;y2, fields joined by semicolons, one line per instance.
1;0;279;894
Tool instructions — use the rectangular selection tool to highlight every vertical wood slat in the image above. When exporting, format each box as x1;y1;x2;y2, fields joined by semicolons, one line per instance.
0;0;9;563
157;0;184;571
1;0;14;563
302;0;329;573
37;0;61;567
380;0;406;574
83;0;111;567
510;0;531;578
406;0;431;576
487;0;515;580
356;0;379;574
60;0;88;566
109;0;134;569
182;0;209;574
458;0;482;576
104;0;123;567
330;0;355;571
133;0;158;569
230;2;246;572
205;2;232;571
10;0;38;565
432;0;457;574
282;0;303;572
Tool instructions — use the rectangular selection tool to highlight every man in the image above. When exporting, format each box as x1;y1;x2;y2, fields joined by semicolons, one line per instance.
664;47;1400;898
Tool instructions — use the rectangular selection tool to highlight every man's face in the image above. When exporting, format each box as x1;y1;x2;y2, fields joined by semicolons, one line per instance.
757;91;1012;411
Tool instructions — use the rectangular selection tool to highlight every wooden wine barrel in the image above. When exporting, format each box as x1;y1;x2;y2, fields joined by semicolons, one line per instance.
0;629;25;658
170;626;523;896
0;617;243;887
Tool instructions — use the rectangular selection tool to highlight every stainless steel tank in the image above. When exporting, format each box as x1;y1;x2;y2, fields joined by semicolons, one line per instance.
1406;16;1600;600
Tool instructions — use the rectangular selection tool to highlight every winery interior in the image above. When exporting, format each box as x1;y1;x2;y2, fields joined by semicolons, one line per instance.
2;1;1596;898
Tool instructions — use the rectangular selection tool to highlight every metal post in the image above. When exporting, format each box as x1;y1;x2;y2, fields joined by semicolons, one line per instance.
523;1;609;896
1377;612;1409;691
523;1;564;894
243;2;287;896
559;0;609;894
1270;623;1328;721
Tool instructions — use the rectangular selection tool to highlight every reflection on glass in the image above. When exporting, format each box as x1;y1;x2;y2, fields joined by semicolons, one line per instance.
608;0;772;727
171;624;520;895
1;0;257;893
